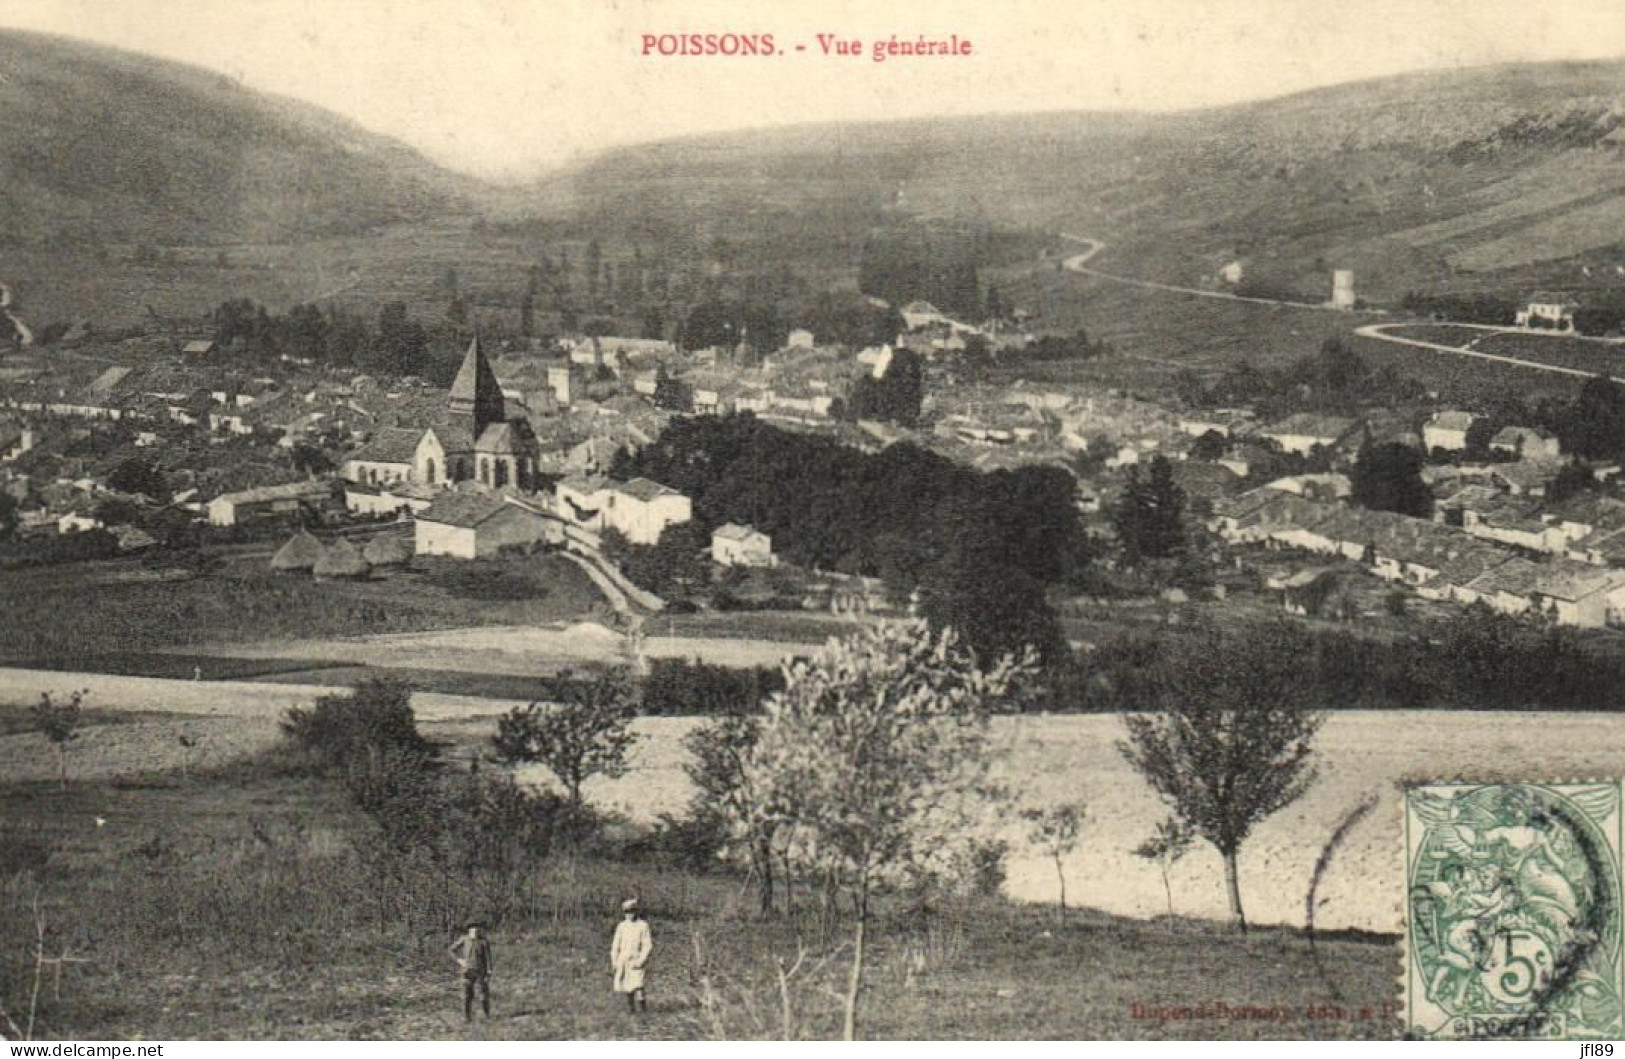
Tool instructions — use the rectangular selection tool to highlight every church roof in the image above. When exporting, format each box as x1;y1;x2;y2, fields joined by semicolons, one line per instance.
449;335;504;416
475;419;536;455
349;427;423;465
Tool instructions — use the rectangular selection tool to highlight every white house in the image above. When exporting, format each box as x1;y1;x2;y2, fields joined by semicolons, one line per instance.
57;510;103;534
712;523;774;567
1423;411;1476;453
603;478;691;545
1490;426;1561;461
414;492;560;559
1515;295;1577;331
786;329;815;350
1259;413;1360;457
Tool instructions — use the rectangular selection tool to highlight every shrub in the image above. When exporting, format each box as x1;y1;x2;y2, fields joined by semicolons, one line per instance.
281;677;434;772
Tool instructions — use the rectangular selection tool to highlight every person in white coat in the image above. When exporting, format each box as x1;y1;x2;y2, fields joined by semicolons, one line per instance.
611;898;653;1013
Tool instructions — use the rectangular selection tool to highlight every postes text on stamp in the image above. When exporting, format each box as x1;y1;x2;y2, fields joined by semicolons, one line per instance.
1406;781;1623;1039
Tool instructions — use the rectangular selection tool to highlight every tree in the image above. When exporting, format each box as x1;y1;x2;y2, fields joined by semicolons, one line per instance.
681;703;781;913
918;558;1066;670
1117;628;1326;932
1112;456;1187;565
491;670;638;810
1021;803;1085;925
0;491;21;540
107;458;168;501
735;620;1035;1039
282;677;433;772
1546;460;1597;506
1350;441;1431;517
1133;818;1192;926
32;690;86;789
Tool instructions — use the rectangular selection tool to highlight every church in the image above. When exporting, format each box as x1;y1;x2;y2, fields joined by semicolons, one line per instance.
343;336;541;492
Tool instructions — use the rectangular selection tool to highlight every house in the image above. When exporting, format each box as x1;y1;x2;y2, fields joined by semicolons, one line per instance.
343;427;423;487
1259;413;1360;457
1489;459;1564;497
1490;427;1561;461
712;523;775;567
1418;547;1508;603
1530;561;1625;628
207;480;335;527
0;424;32;461
1422;411;1476;453
1263;473;1351;502
1543;493;1625;550
1515;295;1576;331
1461;558;1543;615
1463;509;1569;555
344;481;437;518
786;329;815;350
900;301;947;331
414;491;562;559
57;509;103;534
181;339;217;356
603;478;692;545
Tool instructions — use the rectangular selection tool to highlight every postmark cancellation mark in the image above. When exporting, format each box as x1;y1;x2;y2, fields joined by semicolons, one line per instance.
1405;781;1624;1039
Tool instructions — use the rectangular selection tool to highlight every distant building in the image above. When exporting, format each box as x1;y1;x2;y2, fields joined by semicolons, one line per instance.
1330;270;1355;311
207;480;334;527
786;329;815;350
1515;295;1577;331
1259;413;1361;457
181;339;217;356
555;475;691;545
1490;426;1561;461
548;365;576;407
712;523;774;567
414;492;560;559
1423;411;1476;453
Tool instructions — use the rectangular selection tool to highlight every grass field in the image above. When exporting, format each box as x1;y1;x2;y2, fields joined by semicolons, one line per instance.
4;673;1622;939
0;553;611;667
0;759;1399;1040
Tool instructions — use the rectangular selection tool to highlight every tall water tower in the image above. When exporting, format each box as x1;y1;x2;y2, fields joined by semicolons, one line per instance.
1331;270;1356;311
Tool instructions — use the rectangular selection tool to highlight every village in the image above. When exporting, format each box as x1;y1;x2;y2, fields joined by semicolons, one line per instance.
3;277;1625;648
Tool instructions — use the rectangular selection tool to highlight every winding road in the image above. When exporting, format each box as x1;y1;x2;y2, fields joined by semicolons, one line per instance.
1059;233;1387;315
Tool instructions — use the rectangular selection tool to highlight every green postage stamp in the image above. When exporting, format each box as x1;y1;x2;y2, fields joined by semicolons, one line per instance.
1405;781;1624;1039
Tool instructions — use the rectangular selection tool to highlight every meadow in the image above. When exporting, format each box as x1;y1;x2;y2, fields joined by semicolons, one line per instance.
3;672;1621;938
0;553;610;668
0;717;1399;1041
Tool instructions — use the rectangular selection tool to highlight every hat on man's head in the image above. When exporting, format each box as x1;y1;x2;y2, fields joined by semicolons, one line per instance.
621;898;638;912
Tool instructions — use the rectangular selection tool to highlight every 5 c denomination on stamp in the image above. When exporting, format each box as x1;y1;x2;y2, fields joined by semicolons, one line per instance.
1405;781;1623;1039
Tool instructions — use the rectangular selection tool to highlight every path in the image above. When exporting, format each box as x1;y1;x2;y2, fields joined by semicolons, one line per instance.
1353;322;1625;384
1058;233;1387;315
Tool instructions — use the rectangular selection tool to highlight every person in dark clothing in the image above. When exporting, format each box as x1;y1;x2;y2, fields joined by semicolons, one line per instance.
450;923;494;1021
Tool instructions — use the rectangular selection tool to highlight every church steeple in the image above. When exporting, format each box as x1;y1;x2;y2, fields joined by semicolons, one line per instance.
448;333;505;441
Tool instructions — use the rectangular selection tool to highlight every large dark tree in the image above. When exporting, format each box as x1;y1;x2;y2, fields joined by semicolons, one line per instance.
1112;456;1186;565
918;557;1066;669
107;457;168;501
1351;441;1431;517
847;348;923;426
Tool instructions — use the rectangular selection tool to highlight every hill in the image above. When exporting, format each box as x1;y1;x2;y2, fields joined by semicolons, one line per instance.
0;29;482;247
532;60;1625;304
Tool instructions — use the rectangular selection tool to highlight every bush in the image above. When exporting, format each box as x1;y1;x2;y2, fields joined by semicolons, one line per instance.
281;677;434;772
641;658;783;716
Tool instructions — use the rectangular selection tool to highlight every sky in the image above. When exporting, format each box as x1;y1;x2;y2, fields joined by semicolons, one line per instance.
3;0;1624;183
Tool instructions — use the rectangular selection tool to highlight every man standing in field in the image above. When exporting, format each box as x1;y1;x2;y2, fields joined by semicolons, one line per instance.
450;922;494;1021
611;898;652;1014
